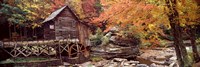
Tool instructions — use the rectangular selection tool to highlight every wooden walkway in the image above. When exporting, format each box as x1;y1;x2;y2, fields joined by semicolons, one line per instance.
0;39;88;59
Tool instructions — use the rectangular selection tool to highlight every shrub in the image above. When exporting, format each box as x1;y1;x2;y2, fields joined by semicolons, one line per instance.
89;28;104;46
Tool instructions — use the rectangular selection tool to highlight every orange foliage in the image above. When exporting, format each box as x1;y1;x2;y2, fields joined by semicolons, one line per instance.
50;0;66;11
92;0;167;46
82;0;97;17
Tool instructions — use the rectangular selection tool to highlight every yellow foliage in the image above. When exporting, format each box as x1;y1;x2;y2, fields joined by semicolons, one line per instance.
67;0;85;19
176;0;199;25
16;0;53;23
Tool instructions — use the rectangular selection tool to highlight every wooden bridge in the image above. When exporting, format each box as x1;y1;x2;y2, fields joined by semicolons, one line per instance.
0;39;89;63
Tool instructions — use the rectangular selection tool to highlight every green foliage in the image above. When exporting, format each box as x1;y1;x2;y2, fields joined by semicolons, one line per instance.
0;57;49;64
0;59;14;64
196;38;200;55
95;2;102;8
68;0;85;19
197;45;200;55
119;25;141;39
140;42;152;48
94;0;103;13
186;47;195;65
90;28;104;46
196;38;200;44
0;4;27;25
90;56;103;62
1;0;65;28
90;28;112;46
158;40;167;47
100;33;110;46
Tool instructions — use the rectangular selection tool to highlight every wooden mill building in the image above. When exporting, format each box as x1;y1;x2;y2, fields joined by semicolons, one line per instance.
42;5;91;46
0;5;93;64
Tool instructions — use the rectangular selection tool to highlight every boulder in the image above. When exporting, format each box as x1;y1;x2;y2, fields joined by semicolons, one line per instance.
93;60;109;66
91;36;140;59
112;36;140;47
123;60;139;66
155;56;167;61
104;61;119;67
91;46;139;59
129;60;140;64
136;64;149;67
113;58;127;62
150;63;157;67
78;61;95;67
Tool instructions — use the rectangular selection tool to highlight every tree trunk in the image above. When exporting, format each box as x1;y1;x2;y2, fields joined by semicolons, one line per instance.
177;25;190;67
166;0;191;66
170;23;184;67
189;28;200;62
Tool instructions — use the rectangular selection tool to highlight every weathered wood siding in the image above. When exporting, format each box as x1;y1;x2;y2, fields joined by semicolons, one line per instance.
55;17;78;39
43;21;55;39
78;23;91;46
43;6;91;46
54;6;79;40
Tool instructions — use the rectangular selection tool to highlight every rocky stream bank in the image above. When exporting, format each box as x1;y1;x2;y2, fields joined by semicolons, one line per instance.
59;47;178;67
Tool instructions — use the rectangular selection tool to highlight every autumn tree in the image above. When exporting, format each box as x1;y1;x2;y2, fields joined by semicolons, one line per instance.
164;0;190;66
179;0;200;63
2;0;66;27
66;0;99;20
16;0;58;27
50;0;66;11
92;0;165;46
82;0;98;18
66;0;85;19
162;0;199;66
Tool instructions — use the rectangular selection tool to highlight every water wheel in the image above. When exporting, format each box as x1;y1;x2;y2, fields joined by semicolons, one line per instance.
60;42;89;64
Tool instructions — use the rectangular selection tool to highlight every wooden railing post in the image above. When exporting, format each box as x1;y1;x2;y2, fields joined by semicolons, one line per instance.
58;40;62;62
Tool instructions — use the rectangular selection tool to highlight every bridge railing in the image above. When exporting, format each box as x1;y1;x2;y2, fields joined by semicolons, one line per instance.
0;39;87;59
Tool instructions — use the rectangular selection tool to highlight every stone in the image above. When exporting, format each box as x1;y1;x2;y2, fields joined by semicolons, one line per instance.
79;61;93;67
150;63;157;67
87;65;96;67
110;36;116;42
123;60;139;66
169;56;177;61
186;46;193;53
155;56;166;61
149;59;165;65
136;64;149;67
94;60;109;66
107;43;118;48
91;45;139;59
165;48;174;53
104;62;119;67
129;60;140;64
58;66;65;67
63;62;70;65
164;55;173;59
124;61;130;66
113;58;127;62
169;61;177;67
